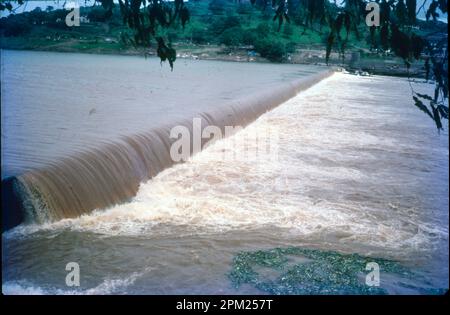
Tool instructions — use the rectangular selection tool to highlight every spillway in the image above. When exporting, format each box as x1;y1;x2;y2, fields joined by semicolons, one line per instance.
2;70;447;294
1;50;332;229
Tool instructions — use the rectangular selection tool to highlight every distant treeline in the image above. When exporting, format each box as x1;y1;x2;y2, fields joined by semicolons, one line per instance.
0;1;446;63
0;2;307;61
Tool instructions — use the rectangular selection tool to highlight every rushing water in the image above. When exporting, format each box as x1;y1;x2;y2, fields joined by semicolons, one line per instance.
1;50;449;294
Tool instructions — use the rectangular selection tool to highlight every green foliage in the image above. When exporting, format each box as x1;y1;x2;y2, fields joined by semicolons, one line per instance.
406;0;417;24
208;0;228;15
210;15;241;36
87;6;110;23
273;0;290;31
228;247;446;295
0;15;31;37
220;26;244;47
242;29;258;45
254;38;286;62
285;41;297;54
255;22;270;38
282;23;294;37
190;26;210;44
236;3;253;15
414;91;449;131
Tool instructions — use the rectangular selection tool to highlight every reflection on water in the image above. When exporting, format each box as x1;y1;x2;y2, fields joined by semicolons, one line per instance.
2;65;448;294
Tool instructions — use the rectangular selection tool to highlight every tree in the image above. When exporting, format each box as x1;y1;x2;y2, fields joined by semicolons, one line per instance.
87;5;110;22
220;26;244;47
209;0;228;15
254;38;287;62
0;14;30;36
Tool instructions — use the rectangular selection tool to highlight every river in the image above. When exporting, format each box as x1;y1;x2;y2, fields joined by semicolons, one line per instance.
1;50;448;294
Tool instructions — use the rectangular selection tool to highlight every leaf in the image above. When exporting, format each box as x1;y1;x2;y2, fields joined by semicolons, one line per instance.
179;7;190;29
434;87;439;102
438;0;448;13
410;33;426;60
380;0;391;25
335;13;344;34
395;0;408;24
431;103;443;130
438;105;449;120
343;12;351;38
156;37;176;71
415;93;434;102
413;96;433;120
369;25;376;49
406;0;416;24
284;13;290;24
380;24;389;51
390;25;410;63
273;3;287;31
426;0;440;21
326;32;335;65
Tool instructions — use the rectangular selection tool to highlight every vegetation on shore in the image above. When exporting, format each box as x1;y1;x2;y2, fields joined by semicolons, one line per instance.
0;1;445;75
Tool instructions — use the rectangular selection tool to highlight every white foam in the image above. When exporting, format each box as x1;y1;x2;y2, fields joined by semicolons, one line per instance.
2;267;152;295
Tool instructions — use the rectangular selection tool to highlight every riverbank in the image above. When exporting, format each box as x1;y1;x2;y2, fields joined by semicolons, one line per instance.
0;39;426;78
2;1;442;79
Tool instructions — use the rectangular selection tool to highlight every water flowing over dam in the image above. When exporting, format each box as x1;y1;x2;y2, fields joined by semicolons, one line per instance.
2;59;448;294
1;50;332;229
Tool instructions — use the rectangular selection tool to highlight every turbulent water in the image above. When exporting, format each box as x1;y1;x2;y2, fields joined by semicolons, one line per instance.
1;50;449;294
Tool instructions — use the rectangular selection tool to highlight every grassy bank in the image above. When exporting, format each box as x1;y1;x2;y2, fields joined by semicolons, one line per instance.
1;1;444;77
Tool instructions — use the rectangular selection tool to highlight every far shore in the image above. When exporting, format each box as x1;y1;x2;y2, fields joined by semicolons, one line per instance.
0;42;427;79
